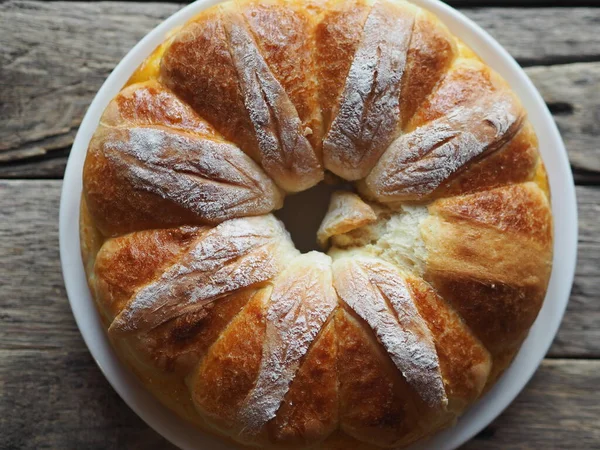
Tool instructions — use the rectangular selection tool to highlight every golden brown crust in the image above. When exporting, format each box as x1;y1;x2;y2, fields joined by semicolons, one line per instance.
315;0;370;132
83;131;204;237
399;9;457;127
332;256;448;410
108;215;297;335
321;0;418;180
83;82;284;237
80;0;553;447
102;80;217;137
407;58;501;129
365;71;526;202
160;8;255;155
533;159;551;198
232;253;337;441
242;0;324;152
430;182;552;246
267;319;338;446
121;288;257;376
190;288;270;431
84;125;283;237
79;196;104;278
336;307;424;448
126;29;180;86
422;183;553;378
92;226;205;322
440;122;539;197
405;276;491;412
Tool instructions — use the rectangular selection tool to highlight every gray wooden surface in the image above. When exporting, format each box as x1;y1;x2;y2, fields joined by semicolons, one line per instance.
0;1;599;449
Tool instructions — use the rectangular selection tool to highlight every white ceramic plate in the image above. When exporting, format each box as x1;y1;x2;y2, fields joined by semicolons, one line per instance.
59;0;578;448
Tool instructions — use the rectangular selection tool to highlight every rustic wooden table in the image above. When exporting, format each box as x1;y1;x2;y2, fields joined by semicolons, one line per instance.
1;1;599;449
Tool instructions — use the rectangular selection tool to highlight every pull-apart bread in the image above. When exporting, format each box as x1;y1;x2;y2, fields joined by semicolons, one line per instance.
81;0;553;447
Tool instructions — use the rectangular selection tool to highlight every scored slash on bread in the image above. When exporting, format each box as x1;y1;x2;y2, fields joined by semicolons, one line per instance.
108;215;298;335
322;0;416;180
332;257;447;410
236;253;338;435
80;0;553;448
365;91;525;202
222;10;323;192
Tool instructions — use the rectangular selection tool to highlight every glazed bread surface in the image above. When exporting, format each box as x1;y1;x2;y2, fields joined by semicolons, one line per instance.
80;0;553;448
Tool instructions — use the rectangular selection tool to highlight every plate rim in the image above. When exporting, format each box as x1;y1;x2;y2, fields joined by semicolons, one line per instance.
59;1;578;449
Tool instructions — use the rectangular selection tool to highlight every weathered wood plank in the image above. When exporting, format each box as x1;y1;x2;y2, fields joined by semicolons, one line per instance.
1;349;598;449
0;0;182;178
1;1;599;180
0;180;598;357
462;8;600;66
0;180;78;351
462;360;600;449
526;63;600;182
0;348;177;450
548;185;600;358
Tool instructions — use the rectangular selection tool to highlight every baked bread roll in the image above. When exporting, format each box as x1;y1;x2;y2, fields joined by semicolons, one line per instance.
80;0;553;448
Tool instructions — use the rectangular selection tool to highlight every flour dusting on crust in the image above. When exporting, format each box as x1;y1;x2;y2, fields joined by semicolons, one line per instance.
237;252;338;434
323;1;415;180
109;215;297;334
223;11;322;192
101;126;282;222
333;256;447;408
366;94;525;201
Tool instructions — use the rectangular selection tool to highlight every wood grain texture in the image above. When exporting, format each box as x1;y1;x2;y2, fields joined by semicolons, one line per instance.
0;1;181;178
0;181;79;351
526;63;600;183
463;8;600;66
0;180;597;356
549;185;600;358
0;348;178;450
1;1;600;179
462;359;600;449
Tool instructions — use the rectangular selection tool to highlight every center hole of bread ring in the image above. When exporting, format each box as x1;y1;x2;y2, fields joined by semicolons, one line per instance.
275;181;352;253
